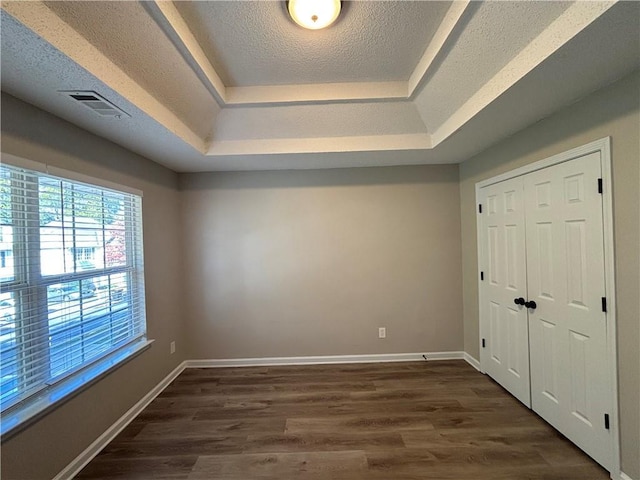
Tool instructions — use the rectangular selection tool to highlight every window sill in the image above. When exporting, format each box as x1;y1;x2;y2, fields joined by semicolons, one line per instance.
0;338;154;441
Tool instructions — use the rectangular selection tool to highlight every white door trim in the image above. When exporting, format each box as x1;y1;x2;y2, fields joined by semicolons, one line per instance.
475;137;619;477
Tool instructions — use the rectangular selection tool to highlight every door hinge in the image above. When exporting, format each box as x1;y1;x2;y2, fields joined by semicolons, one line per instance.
480;271;484;281
478;204;482;214
602;297;607;313
598;178;603;194
482;338;486;348
604;413;610;430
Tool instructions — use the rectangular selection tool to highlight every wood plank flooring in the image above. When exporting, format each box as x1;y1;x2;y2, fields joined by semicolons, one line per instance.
75;360;609;479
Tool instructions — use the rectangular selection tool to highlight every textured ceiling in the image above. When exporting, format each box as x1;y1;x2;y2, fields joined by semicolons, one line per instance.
1;1;638;172
414;0;573;132
174;1;452;86
44;1;219;140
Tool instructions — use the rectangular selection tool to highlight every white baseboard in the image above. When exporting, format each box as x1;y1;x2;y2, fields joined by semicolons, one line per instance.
185;351;465;368
618;472;635;480
421;351;465;361
52;361;186;480
464;352;481;371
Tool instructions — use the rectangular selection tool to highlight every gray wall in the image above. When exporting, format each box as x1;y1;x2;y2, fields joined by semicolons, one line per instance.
180;165;463;359
459;71;640;478
0;93;187;480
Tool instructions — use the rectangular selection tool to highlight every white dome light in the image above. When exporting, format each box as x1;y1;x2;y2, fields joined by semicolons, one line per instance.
288;0;342;30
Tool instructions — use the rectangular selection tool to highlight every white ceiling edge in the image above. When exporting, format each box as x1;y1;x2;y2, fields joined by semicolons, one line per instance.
1;1;207;156
427;0;617;147
208;134;432;156
190;149;453;172
407;0;470;96
225;82;407;106
141;0;226;105
144;0;469;107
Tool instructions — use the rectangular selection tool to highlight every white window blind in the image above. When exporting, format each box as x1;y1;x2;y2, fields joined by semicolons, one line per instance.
0;162;146;415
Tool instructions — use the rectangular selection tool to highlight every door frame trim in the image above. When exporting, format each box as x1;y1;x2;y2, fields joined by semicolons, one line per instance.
474;137;619;476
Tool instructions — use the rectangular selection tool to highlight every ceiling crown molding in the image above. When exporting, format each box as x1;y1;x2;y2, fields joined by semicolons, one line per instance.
141;1;226;105
408;0;471;97
207;133;432;156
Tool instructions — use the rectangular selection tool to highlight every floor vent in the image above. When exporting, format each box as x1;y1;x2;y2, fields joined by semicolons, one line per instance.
59;90;130;118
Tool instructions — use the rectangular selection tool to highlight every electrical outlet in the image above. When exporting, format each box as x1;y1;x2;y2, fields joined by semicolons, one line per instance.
170;341;176;354
378;327;386;339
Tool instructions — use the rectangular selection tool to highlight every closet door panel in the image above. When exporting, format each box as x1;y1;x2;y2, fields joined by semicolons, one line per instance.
524;152;611;470
479;177;530;407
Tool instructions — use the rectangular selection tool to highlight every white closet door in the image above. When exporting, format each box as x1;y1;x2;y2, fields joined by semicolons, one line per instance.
480;177;531;407
524;152;612;470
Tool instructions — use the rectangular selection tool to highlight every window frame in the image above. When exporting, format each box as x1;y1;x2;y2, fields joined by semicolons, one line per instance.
0;154;151;438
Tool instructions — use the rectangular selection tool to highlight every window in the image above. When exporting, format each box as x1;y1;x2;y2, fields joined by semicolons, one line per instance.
72;247;96;263
0;250;12;269
0;161;146;430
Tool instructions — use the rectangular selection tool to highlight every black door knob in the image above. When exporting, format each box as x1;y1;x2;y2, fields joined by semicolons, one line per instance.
525;300;537;309
514;297;526;306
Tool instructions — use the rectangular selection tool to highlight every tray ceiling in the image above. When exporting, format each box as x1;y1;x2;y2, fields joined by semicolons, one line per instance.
1;1;639;172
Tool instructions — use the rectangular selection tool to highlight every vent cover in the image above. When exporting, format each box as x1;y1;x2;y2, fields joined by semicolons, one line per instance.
59;90;130;119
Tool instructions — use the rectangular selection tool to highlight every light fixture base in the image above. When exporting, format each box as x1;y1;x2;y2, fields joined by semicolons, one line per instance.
287;0;342;30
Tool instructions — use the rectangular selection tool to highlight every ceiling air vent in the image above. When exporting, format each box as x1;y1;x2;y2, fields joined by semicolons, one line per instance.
59;90;130;119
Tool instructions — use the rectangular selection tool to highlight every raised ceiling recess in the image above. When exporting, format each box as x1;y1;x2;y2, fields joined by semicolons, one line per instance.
1;1;639;172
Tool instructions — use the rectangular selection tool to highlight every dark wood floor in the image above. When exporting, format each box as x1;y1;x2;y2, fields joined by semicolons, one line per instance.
75;360;609;479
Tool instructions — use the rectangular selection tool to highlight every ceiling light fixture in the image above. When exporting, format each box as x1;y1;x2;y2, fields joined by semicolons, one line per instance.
287;0;341;30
